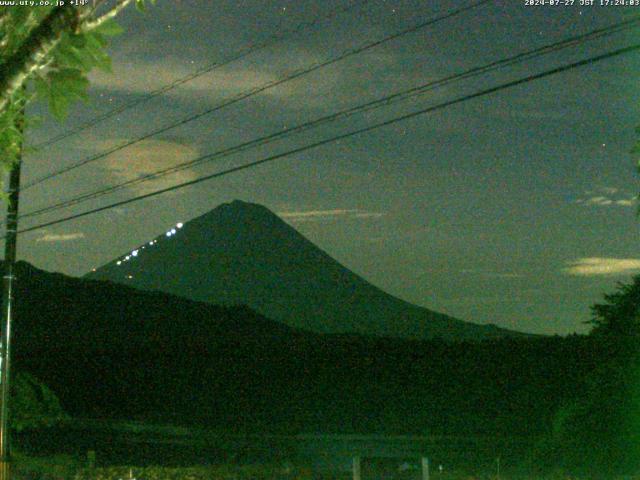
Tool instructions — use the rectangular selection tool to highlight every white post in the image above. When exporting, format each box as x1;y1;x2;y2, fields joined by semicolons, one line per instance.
421;457;429;480
352;456;361;480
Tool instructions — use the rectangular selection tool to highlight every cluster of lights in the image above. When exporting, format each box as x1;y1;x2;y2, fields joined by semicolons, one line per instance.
166;223;183;238
116;222;184;267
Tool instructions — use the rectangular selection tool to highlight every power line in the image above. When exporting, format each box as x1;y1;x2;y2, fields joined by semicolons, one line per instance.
23;0;493;191
14;42;640;237
20;16;640;220
30;0;373;150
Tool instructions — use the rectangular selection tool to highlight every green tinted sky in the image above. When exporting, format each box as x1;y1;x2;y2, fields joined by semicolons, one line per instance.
12;0;640;335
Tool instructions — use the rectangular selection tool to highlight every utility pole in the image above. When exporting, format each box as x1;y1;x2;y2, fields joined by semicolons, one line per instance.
0;101;24;480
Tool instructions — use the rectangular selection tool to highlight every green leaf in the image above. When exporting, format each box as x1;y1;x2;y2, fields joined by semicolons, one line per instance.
67;32;87;49
53;35;90;70
84;33;112;72
135;0;146;12
48;90;68;119
32;74;50;100
10;7;35;32
92;19;124;37
56;46;87;70
90;31;109;48
46;68;90;119
52;29;115;74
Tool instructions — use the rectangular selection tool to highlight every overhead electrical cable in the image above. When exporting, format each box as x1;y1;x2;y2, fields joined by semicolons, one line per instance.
19;16;640;220
23;0;493;191
30;0;373;149
12;42;640;238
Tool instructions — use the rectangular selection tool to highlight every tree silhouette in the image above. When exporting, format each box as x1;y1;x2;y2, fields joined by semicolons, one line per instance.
534;276;640;477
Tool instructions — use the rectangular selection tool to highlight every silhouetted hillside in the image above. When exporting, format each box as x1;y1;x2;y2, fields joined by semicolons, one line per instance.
8;262;596;435
86;200;520;341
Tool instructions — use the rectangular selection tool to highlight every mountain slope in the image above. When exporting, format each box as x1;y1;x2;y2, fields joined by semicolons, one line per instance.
7;262;589;435
10;261;316;427
86;200;517;340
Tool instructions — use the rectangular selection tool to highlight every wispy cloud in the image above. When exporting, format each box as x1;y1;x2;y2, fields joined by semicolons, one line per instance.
36;232;85;243
97;138;199;195
353;212;386;219
579;196;613;206
562;257;640;276
88;53;342;106
279;209;385;222
574;187;636;207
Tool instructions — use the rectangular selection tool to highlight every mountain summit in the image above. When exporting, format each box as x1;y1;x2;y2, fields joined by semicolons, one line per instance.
86;200;517;340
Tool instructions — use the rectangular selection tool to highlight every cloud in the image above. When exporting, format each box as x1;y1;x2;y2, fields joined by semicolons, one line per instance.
574;191;636;207
279;209;359;219
279;209;385;222
91;59;279;97
583;196;613;206
88;53;342;106
562;257;640;276
353;212;385;219
87;45;408;112
97;138;200;195
36;232;85;243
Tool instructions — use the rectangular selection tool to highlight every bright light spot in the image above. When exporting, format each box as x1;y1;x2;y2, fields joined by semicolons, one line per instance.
171;228;176;234
125;256;130;260
177;223;183;228
149;241;154;246
117;261;122;265
166;231;172;237
132;250;139;257
127;275;133;279
92;268;96;272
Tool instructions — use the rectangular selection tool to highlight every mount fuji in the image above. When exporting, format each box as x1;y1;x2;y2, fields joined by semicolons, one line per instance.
86;200;519;340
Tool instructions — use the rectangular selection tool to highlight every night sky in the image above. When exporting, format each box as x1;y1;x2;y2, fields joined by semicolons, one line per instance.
11;0;640;335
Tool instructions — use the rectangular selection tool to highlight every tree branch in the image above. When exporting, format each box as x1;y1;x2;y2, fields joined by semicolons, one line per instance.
82;0;133;31
0;10;13;49
0;6;80;114
0;0;140;114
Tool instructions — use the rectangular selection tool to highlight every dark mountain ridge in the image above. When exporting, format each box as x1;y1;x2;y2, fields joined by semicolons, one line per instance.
86;200;520;341
6;261;593;435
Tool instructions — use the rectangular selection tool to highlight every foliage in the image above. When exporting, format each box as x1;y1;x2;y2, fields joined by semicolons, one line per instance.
7;261;596;446
20;459;640;480
531;276;640;477
0;88;26;172
11;371;68;432
589;277;640;340
12;453;79;480
73;464;315;480
0;1;155;176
